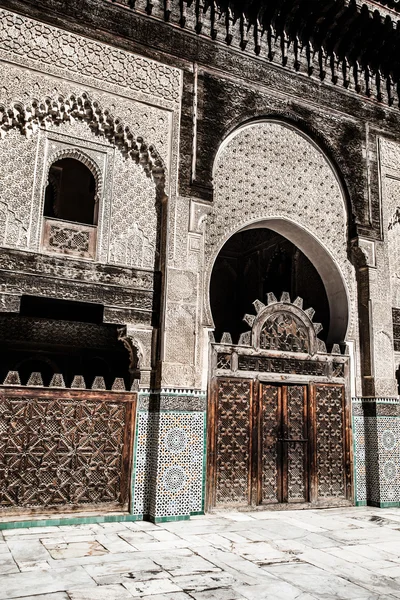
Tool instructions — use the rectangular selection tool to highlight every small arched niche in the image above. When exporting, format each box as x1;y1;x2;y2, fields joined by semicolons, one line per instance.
44;157;98;226
42;155;100;260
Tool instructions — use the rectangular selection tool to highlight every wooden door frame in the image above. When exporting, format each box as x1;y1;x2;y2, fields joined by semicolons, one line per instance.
206;368;353;511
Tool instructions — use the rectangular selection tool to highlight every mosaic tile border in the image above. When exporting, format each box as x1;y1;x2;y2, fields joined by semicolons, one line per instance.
138;389;207;412
132;389;207;522
0;513;144;531
352;397;400;508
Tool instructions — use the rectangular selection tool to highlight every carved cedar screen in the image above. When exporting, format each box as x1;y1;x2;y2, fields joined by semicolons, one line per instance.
315;384;345;498
42;218;97;260
261;385;279;503
287;386;308;502
260;384;308;505
215;379;251;504
260;313;309;352
0;388;135;512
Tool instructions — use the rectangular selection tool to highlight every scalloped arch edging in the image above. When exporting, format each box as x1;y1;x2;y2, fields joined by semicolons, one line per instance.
0;92;166;192
45;147;103;206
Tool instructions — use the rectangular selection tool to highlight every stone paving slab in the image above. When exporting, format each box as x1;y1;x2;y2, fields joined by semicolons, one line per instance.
4;508;400;598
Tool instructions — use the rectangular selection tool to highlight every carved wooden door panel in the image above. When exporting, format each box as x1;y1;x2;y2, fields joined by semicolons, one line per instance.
312;383;347;501
0;388;136;515
213;379;252;505
259;384;308;504
210;379;348;508
259;384;280;504
285;385;309;503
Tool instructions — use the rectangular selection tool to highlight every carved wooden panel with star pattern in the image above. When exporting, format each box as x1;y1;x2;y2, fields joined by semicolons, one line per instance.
315;384;346;498
215;379;252;505
0;388;136;514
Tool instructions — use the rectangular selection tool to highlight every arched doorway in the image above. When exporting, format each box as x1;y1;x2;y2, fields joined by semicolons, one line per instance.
207;224;352;510
210;227;331;347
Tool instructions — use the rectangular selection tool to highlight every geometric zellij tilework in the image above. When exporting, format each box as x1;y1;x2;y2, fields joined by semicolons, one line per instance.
352;397;400;508
132;389;206;522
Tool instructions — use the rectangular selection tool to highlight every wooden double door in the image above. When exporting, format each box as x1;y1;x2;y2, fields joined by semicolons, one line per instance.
208;378;350;508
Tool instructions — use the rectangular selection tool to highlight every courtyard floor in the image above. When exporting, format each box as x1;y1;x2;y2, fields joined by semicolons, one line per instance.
3;508;400;599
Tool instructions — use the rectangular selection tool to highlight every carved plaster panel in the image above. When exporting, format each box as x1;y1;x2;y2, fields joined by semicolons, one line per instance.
209;122;348;263
0;9;181;109
161;363;196;388
358;238;377;268
379;138;400;173
0;63;172;169
167;269;198;304
189;199;212;233
387;184;400;307
379;138;400;308
109;152;159;269
187;234;202;272
125;325;154;370
0;128;35;249
164;303;196;364
206;121;356;338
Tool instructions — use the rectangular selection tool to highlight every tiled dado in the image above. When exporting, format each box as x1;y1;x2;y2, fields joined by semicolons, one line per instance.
352;398;400;507
132;389;207;522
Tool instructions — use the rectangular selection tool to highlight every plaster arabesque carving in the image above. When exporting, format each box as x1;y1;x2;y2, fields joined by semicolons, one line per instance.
205;121;357;339
0;128;32;248
0;10;181;262
379;138;400;307
0;9;181;106
0;92;166;266
110;151;159;269
0;93;166;189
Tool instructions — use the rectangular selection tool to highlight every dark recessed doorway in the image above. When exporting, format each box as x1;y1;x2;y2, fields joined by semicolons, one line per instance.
210;228;330;345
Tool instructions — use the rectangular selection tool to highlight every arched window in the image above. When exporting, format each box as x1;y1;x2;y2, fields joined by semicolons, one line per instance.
42;155;100;260
44;158;97;225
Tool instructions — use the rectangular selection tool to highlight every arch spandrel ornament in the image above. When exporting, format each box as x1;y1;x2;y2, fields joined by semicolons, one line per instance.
206;119;354;345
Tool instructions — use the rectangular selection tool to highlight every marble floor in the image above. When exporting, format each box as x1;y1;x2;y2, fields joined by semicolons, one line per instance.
3;507;400;599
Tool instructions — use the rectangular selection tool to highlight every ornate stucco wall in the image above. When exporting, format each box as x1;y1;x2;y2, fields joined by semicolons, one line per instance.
379;137;400;384
175;120;362;394
207;121;355;336
1;0;400;523
0;7;182;385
